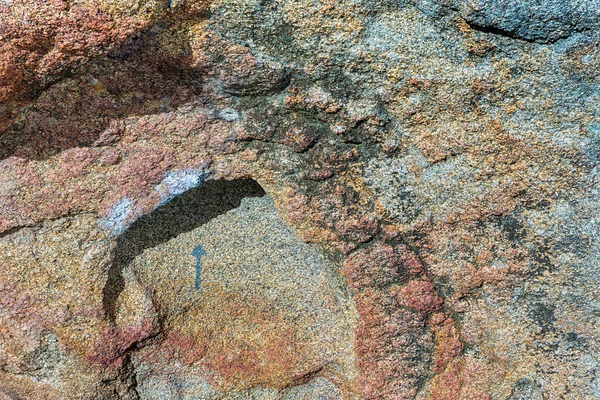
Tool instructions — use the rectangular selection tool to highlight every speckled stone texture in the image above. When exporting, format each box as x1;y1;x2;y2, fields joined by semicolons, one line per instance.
1;0;599;399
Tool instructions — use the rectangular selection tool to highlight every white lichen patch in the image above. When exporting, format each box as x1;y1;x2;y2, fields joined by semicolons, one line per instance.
154;168;210;205
101;197;135;234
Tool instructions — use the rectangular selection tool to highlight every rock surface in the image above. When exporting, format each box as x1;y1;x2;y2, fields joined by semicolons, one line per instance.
1;0;599;399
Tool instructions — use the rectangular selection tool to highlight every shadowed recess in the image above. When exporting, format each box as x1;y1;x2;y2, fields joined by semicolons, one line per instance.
102;178;266;322
0;23;204;162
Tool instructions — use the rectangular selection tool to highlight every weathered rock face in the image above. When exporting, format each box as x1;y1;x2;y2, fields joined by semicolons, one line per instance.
424;0;600;43
1;0;599;399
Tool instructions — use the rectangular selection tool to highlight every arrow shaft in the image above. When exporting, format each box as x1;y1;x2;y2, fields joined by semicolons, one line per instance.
192;245;206;291
195;257;202;290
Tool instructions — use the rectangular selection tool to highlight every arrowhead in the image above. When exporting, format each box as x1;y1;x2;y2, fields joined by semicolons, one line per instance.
193;245;206;257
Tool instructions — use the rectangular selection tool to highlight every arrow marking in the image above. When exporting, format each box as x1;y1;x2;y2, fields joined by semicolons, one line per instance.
192;245;206;290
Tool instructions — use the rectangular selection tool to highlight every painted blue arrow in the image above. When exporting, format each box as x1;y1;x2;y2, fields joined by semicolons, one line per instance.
192;245;206;290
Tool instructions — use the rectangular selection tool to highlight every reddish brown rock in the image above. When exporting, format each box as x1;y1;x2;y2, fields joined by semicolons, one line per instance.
1;0;599;398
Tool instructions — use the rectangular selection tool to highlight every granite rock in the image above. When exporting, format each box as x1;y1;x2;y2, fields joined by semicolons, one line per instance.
1;0;599;398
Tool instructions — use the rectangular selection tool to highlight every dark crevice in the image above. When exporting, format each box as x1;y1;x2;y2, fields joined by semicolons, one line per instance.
99;353;140;400
0;212;97;241
465;21;538;43
102;178;266;323
464;20;594;45
284;365;326;389
0;225;26;241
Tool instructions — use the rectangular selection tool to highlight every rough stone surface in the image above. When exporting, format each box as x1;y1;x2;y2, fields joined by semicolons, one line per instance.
1;0;599;399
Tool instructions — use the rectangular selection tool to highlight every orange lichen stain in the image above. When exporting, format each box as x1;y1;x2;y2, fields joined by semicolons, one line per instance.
240;148;259;162
86;320;156;368
142;289;325;392
430;316;463;374
430;352;505;400
458;18;474;33
431;358;465;400
466;39;496;56
284;87;308;109
408;77;433;90
352;290;395;399
160;331;208;365
471;78;493;94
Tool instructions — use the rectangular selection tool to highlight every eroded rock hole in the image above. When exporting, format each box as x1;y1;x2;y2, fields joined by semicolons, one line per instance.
100;177;357;397
102;178;266;322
